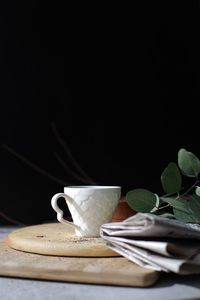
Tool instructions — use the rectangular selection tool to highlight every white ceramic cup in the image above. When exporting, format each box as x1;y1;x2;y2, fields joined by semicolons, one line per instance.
51;185;121;237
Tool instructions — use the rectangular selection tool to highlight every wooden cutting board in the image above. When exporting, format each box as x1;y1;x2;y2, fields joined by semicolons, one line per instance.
6;223;119;257
0;239;160;287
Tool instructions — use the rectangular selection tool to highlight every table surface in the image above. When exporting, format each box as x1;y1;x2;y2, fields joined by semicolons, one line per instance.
0;227;200;300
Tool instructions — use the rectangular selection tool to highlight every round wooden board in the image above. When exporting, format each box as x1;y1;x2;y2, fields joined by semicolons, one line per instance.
7;223;119;257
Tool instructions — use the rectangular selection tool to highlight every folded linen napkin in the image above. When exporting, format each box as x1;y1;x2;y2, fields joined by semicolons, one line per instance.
100;213;200;274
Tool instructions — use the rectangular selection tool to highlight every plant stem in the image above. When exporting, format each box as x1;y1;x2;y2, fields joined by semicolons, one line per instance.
177;180;199;199
151;204;170;213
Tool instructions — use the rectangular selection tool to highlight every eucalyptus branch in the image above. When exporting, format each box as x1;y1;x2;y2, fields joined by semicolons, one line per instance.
178;180;199;199
151;203;170;213
126;148;200;224
161;188;184;198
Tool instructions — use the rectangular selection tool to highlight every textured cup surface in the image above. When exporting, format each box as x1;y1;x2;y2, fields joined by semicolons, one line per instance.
51;186;121;237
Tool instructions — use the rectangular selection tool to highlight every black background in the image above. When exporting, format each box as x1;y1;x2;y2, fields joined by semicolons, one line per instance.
1;2;200;224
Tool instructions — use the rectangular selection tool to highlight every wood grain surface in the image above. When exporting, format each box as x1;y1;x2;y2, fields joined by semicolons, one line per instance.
6;223;119;257
0;239;160;287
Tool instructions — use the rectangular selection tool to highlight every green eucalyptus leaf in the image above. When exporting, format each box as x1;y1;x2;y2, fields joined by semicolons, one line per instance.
125;148;200;224
158;213;176;219
126;189;156;213
173;207;196;223
178;148;200;177
161;162;182;194
161;196;200;223
188;195;200;223
160;197;189;213
191;194;200;209
164;195;200;223
166;196;195;222
195;187;200;196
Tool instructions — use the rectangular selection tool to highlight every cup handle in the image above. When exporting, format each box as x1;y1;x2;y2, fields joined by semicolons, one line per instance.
51;193;80;230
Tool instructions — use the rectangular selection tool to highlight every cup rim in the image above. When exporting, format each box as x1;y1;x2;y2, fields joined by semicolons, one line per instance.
64;185;121;190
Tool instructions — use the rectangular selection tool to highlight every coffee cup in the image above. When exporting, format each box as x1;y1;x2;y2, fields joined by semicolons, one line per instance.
51;185;121;237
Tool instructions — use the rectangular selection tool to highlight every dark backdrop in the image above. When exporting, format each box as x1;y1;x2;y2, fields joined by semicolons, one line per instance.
1;2;200;224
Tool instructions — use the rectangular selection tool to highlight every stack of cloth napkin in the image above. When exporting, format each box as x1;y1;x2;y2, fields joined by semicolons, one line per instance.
100;213;200;274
